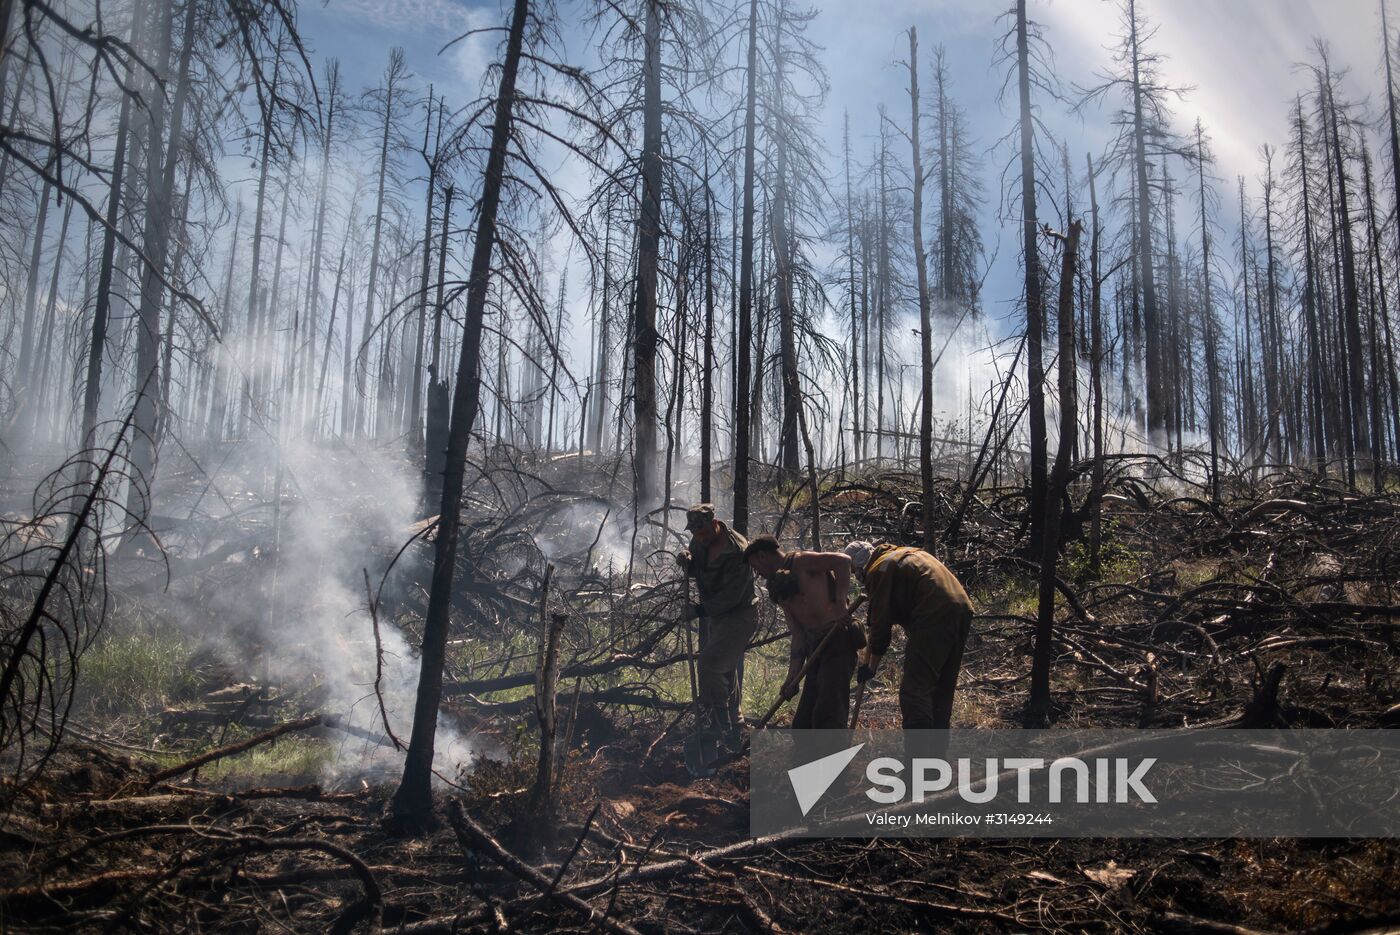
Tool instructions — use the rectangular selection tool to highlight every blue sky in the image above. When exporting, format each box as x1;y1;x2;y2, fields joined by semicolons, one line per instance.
286;0;1386;436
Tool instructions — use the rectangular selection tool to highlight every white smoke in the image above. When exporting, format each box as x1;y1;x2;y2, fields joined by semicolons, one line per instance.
156;429;476;788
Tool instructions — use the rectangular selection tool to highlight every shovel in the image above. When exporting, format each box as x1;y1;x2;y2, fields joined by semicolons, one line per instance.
683;709;720;778
849;672;870;730
687;595;867;779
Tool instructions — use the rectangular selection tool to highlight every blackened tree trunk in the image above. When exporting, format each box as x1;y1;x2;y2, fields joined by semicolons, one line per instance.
124;0;196;539
591;189;614;455
1087;154;1106;574
358;48;405;439
242;50;281;438
908;28;936;548
701;157;715;503
30;198;73;439
301;60;339;429
1361;146;1396;478
1382;0;1400;458
208;203;241;444
1237;176;1259;462
1128;0;1165;446
390;0;529;829
1261;151;1284;462
1324;63;1371;473
410;90;443;445
770;22;800;477
843;113;860;469
1027;219;1081;726
315;233;346;436
1196;124;1221;501
424;184;454;508
1015;0;1047;554
732;0;758;535
17;181;52;423
876;129;890;461
632;0;662;511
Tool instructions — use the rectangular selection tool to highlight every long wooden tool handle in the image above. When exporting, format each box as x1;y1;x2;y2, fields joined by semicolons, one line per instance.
849;681;868;729
754;594;866;731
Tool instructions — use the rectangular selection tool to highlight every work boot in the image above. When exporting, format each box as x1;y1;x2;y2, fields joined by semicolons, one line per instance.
701;705;734;752
723;719;746;753
684;705;723;779
698;703;726;737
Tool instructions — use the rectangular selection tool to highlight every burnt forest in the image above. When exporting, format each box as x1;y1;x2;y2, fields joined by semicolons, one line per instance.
0;0;1398;931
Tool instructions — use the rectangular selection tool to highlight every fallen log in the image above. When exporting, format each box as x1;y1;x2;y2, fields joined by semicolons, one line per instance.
743;865;1022;925
461;686;688;715
443;630;787;697
447;800;642;935
143;715;324;787
43;794;232;820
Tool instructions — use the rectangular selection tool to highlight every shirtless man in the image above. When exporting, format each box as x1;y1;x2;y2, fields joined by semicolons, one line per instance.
744;536;861;729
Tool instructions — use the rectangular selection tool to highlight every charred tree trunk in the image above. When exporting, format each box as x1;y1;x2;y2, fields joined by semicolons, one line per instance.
631;0;663;512
358;50;404;439
80;0;145;454
1324;65;1371;474
876;132;890;462
770;27;801;477
1362;146;1396;478
908;28;936;548
732;0;758;535
424;184;454;508
123;0;196;543
1196;125;1222;502
701;159;715;503
241;51;281;438
1015;0;1047;554
1027;220;1081;726
1128;0;1165;446
844;114;860;470
390;0;529;829
1087;154;1106;573
410;91;442;448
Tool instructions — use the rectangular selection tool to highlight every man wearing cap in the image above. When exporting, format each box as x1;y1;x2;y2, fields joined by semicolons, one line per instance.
844;541;973;732
676;504;757;743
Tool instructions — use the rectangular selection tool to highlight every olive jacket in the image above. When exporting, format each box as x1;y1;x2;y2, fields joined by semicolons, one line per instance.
682;522;757;618
863;545;973;656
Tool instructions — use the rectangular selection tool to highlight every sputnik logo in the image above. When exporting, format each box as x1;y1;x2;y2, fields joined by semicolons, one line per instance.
787;743;865;816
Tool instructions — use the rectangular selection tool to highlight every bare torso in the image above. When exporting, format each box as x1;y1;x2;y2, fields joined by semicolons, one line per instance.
780;551;851;649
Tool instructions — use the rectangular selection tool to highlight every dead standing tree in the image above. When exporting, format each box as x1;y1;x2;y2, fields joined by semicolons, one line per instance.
733;0;759;535
390;0;531;828
1078;0;1192;451
632;0;663;514
907;27;936;548
995;0;1053;556
1027;218;1081;725
764;0;830;544
391;0;623;828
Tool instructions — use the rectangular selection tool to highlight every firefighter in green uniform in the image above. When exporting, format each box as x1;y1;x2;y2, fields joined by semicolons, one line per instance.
844;541;973;732
676;504;757;745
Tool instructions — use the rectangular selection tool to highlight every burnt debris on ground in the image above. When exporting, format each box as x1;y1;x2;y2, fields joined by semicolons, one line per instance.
1;450;1398;933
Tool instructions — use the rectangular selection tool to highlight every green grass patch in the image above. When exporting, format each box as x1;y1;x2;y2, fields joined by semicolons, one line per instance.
77;618;198;717
137;732;336;783
1063;518;1142;584
198;734;334;781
